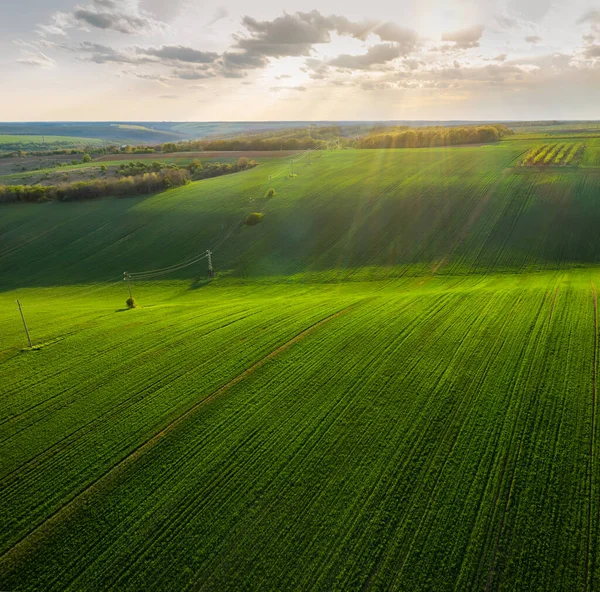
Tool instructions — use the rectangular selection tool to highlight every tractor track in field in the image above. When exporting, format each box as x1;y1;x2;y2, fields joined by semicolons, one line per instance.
550;287;560;321
0;300;361;567
584;281;598;592
484;291;554;592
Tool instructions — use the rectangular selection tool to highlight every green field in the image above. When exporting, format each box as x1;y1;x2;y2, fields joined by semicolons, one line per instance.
3;141;600;590
0;153;270;185
0;134;104;145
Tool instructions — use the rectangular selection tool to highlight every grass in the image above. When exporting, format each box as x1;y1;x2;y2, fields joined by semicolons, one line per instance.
3;136;600;590
0;134;103;145
0;154;279;185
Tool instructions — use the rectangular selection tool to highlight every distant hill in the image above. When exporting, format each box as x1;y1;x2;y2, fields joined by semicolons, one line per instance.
2;141;600;289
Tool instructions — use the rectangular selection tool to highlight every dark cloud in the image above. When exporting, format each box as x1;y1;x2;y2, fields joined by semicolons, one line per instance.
329;44;404;70
231;11;419;68
142;46;218;64
40;0;164;36
441;25;485;49
221;51;268;70
77;42;141;64
72;8;147;34
235;11;335;58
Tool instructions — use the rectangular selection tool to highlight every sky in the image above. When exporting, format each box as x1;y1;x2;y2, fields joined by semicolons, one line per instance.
1;0;600;121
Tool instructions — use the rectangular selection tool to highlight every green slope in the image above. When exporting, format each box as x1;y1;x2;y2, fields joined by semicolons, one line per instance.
3;143;600;591
1;273;600;591
2;145;600;289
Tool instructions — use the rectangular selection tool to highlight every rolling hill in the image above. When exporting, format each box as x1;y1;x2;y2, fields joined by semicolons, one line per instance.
2;141;600;591
2;143;600;288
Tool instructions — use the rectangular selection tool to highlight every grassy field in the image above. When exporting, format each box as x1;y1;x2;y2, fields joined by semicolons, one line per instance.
0;152;287;186
0;134;104;145
2;138;600;590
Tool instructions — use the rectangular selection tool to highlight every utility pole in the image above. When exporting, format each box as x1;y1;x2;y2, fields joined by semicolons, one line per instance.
206;250;214;278
290;159;294;176
308;151;311;165
123;272;133;299
15;300;32;348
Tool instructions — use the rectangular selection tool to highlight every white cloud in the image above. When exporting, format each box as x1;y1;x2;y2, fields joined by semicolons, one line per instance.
17;51;56;68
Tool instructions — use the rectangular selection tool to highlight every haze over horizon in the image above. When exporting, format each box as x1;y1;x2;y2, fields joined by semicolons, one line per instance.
2;0;599;121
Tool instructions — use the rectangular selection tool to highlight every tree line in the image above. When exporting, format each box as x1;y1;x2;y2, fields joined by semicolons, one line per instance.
354;125;512;149
0;158;257;204
156;124;513;153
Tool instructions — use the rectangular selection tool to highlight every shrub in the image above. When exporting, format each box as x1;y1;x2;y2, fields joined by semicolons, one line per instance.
100;164;108;174
82;154;92;163
243;212;264;226
265;188;276;198
126;297;136;308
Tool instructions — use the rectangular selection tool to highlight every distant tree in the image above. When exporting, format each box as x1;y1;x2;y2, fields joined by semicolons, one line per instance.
243;212;264;226
82;154;92;163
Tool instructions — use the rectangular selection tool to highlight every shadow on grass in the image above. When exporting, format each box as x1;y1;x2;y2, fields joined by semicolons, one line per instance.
188;277;213;290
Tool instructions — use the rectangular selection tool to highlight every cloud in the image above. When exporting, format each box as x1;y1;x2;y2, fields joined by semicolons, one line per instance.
583;45;600;58
525;35;542;44
270;85;307;92
577;10;600;26
141;46;218;64
372;22;420;49
231;11;419;65
76;42;143;64
329;44;404;70
39;0;165;37
441;25;485;49
221;51;268;70
207;7;229;27
173;69;218;80
17;51;57;68
234;11;335;58
578;9;600;36
126;71;171;85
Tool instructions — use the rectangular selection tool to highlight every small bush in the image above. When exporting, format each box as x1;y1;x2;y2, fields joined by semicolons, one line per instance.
126;297;136;308
243;212;264;226
82;154;92;163
265;188;276;198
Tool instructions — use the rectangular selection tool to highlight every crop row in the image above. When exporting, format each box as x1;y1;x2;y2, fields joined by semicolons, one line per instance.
0;289;361;553
520;143;586;166
2;281;599;590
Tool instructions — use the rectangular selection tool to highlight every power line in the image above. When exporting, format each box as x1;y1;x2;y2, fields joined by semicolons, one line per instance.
125;149;317;280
